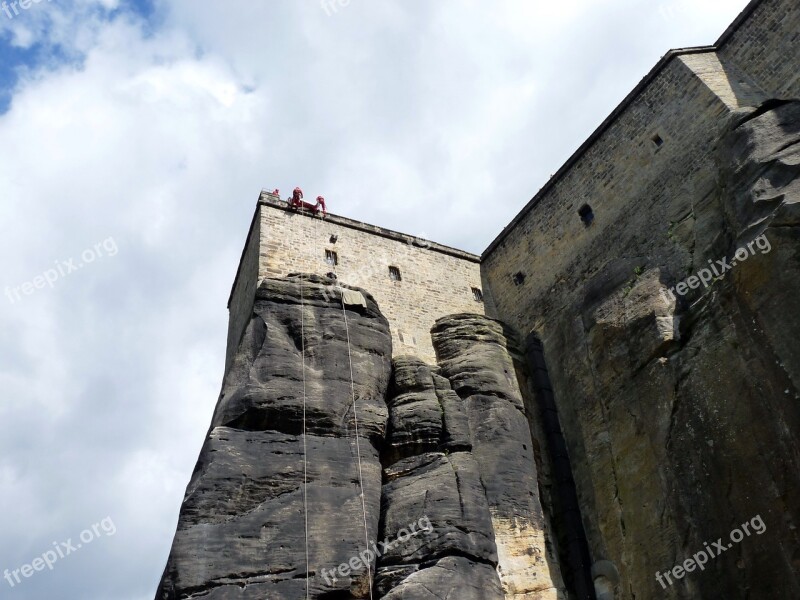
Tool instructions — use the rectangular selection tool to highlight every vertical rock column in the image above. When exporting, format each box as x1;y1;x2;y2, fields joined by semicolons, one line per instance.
432;314;562;600
155;275;392;600
376;356;505;599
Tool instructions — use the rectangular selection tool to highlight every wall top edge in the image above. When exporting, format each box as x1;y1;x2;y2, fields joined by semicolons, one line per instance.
482;0;767;260
257;192;481;263
480;45;722;261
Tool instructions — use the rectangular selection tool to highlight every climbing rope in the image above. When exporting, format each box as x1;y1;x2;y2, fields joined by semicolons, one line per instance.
299;205;372;598
338;284;374;600
300;207;310;600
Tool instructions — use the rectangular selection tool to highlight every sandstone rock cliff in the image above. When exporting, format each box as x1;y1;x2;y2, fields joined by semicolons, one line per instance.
524;99;800;599
377;356;504;599
432;315;563;600
156;279;562;599
156;275;392;599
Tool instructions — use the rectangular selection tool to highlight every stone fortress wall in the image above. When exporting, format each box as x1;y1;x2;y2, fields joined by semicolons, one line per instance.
480;0;799;333
226;194;484;367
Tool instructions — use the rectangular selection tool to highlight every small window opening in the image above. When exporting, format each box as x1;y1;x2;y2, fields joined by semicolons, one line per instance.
578;204;594;227
472;287;484;302
513;272;526;286
389;266;402;281
329;234;338;244
651;133;664;148
325;249;338;266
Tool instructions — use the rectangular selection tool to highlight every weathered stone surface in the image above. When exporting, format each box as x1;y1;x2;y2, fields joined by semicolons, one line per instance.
156;275;392;600
215;275;391;444
377;355;503;599
510;99;800;599
432;315;564;600
380;452;499;570
382;357;444;465
722;99;800;390
379;557;504;600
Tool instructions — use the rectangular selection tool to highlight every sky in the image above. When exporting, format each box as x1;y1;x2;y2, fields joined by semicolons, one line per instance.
0;0;752;598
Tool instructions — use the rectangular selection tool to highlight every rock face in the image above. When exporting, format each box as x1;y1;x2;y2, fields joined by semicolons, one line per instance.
721;100;800;391
432;315;563;600
519;99;800;599
377;356;504;599
156;275;392;599
156;279;565;599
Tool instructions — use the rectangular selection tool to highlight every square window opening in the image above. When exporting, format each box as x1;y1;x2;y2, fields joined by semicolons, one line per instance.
325;249;338;266
389;266;402;281
578;204;594;227
472;287;484;302
651;133;664;148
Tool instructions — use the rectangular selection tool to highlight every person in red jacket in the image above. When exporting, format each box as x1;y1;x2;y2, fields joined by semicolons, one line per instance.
287;187;327;216
291;187;303;207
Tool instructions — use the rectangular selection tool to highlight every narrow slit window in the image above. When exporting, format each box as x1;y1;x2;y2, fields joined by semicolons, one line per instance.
325;249;338;266
578;204;594;227
389;266;402;281
513;272;526;286
472;287;484;302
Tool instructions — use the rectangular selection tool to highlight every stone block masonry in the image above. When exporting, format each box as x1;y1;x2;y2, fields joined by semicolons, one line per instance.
227;192;485;365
